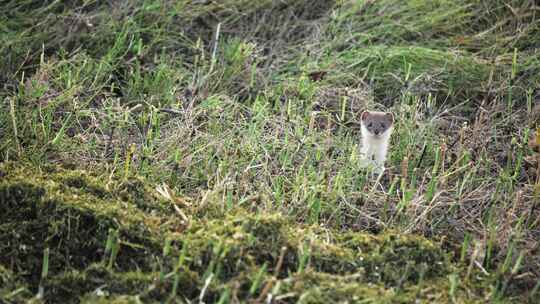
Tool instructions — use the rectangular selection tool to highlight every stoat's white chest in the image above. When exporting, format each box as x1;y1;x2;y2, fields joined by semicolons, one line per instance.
360;124;393;171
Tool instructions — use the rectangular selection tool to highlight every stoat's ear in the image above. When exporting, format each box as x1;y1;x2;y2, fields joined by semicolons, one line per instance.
386;112;394;124
361;111;370;121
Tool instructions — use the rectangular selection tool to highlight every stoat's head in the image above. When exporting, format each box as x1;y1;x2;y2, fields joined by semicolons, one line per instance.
360;111;394;138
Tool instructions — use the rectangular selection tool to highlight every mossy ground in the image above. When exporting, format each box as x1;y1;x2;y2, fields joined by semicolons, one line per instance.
1;0;539;303
1;162;492;303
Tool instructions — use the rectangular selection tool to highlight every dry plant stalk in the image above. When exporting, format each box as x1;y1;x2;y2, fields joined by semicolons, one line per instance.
439;140;447;186
401;156;409;182
255;246;287;303
8;97;21;156
534;127;540;196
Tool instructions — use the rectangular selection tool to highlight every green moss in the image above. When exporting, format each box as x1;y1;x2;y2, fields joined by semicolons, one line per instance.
173;211;456;301
338;231;449;285
285;271;398;303
80;295;148;304
116;177;171;214
61;174;110;199
0;162;175;288
0;162;496;302
43;264;155;303
283;271;486;304
0;265;32;302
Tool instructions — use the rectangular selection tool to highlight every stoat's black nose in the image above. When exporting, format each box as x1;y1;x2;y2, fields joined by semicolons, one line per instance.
374;130;380;135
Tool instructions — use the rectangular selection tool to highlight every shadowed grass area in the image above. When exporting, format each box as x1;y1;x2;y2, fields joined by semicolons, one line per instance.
1;0;539;302
0;163;176;286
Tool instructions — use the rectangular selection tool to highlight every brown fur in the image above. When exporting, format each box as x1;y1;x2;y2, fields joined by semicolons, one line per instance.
361;111;394;136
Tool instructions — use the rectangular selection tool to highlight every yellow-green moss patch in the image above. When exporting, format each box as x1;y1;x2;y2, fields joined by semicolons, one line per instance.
0;163;179;288
0;162;498;302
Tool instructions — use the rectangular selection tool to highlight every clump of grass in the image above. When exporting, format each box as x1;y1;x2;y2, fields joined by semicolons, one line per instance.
308;0;540;104
335;45;491;103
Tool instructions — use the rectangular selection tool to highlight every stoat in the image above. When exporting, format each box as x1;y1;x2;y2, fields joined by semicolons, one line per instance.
359;111;394;174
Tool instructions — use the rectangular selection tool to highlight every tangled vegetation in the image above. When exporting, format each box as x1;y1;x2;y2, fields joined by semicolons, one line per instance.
1;0;539;303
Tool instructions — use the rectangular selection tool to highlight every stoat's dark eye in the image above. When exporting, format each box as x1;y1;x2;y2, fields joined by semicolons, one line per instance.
368;123;373;128
380;123;385;128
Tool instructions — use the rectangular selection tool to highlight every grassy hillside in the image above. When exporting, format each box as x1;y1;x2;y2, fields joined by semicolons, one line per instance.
1;0;539;303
